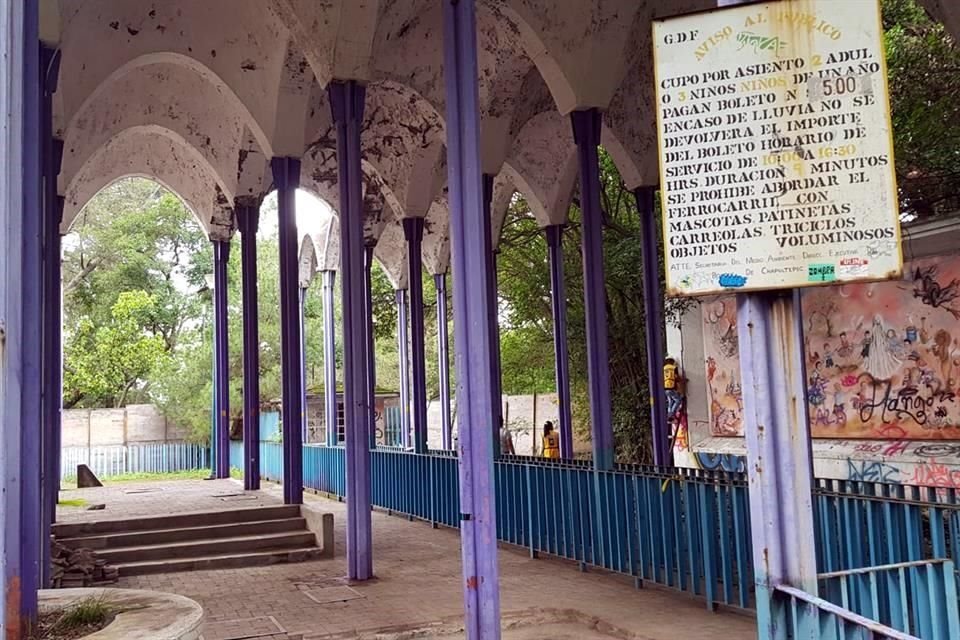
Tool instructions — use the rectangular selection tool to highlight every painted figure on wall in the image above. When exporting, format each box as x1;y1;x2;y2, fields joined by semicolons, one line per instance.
702;256;960;440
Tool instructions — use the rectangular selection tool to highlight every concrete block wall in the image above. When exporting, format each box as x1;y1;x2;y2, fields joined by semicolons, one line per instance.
62;404;187;446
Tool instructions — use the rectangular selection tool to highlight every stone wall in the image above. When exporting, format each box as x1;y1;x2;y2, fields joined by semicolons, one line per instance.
62;404;188;446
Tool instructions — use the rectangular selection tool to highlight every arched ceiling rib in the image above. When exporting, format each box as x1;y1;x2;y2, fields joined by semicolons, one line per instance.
57;0;289;153
63;126;234;240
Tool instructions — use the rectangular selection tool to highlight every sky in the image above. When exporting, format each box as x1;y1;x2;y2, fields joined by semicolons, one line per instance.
258;189;335;240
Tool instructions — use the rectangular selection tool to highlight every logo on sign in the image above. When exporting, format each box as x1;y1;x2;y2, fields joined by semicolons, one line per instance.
718;273;747;288
808;264;836;283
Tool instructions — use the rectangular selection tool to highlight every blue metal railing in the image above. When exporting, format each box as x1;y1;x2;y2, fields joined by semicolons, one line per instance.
61;443;208;480
228;442;960;627
774;584;917;640
818;560;960;640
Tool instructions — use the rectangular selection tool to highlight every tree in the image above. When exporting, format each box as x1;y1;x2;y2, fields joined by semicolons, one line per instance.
63;291;168;408
883;0;960;219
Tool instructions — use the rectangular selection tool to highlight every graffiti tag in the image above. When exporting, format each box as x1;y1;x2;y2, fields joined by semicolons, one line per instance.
845;458;900;483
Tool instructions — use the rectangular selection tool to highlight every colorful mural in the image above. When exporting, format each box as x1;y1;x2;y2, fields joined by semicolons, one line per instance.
703;256;960;440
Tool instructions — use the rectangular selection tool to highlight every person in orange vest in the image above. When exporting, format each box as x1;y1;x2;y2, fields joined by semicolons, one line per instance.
542;421;560;459
664;357;683;420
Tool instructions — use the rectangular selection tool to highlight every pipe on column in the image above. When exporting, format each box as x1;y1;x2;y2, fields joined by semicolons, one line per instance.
363;245;377;448
271;157;304;505
396;289;411;448
570;109;615;470
481;174;502;454
212;239;231;479
329;80;373;580
634;187;670;466
403;218;428;452
299;286;309;444
237;203;261;490
321;270;338;446
442;1;502;636
544;225;573;459
435;273;452;449
40;42;62;591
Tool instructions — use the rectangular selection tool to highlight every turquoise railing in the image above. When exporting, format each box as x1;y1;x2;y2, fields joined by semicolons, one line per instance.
227;441;960;630
773;584;917;640
818;560;960;640
61;442;208;480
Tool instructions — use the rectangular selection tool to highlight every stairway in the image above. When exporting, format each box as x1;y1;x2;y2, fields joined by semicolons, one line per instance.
52;505;325;576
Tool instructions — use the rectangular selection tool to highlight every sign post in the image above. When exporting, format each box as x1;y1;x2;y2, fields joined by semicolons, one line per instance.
653;0;900;632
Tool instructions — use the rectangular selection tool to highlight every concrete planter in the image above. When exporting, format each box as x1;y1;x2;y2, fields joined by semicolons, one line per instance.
39;588;203;640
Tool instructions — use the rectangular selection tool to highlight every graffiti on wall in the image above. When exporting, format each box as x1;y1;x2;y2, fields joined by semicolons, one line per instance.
703;256;960;440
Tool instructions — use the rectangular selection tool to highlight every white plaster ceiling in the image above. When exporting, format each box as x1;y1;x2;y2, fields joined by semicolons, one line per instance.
49;0;960;262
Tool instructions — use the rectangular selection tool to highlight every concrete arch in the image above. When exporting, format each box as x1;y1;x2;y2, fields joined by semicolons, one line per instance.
62;125;234;240
65;52;273;159
57;0;286;153
504;111;578;228
61;61;247;202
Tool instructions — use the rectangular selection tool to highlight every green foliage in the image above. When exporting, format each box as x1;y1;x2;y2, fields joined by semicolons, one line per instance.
63;291;168;408
882;0;960;218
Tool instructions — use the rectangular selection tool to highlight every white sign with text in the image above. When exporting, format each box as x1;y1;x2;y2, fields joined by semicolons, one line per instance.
654;0;901;296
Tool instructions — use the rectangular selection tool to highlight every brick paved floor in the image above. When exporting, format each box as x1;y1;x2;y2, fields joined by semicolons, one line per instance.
58;480;757;639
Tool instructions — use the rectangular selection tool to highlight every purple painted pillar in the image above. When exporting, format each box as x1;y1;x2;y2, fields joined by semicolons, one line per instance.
299;285;309;444
363;245;377;448
212;239;231;479
237;203;261;490
633;187;670;466
442;1;502;636
544;225;573;459
321;270;338;446
396;288;411;449
403;218;428;453
714;0;818;630
3;0;43;629
435;273;452;449
271;157;304;505
329;80;373;580
40;42;62;590
481;174;502;454
571;109;615;470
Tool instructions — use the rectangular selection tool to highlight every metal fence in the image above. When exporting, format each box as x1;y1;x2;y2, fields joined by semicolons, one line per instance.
228;442;960;636
60;442;208;480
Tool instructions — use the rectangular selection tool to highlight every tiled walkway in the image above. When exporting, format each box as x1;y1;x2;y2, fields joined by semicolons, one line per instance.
57;480;757;639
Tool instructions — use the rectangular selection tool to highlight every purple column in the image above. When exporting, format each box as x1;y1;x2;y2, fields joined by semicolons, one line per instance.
442;1;502;636
299;285;309;444
570;109;615;470
396;288;411;449
237;203;261;490
321;270;338;446
634;187;670;466
715;0;817;631
544;225;573;459
329;80;373;580
271;157;304;504
212;239;231;479
481;174;503;454
3;0;43;629
363;245;377;448
435;273;452;449
738;291;817;629
40;42;62;590
403;218;428;453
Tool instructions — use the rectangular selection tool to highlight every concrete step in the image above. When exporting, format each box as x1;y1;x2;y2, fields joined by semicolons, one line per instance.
57;517;308;550
52;505;301;538
114;546;324;576
96;531;318;564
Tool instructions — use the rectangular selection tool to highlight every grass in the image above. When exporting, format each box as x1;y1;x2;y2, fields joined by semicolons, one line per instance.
56;498;87;508
61;468;211;488
30;595;114;640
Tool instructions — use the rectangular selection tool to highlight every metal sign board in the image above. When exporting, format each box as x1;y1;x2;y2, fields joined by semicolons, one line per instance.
653;0;901;296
